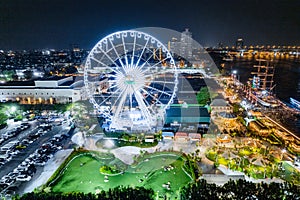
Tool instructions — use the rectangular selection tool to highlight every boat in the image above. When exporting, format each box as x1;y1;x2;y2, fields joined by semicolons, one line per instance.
247;59;279;107
222;55;233;61
290;98;300;110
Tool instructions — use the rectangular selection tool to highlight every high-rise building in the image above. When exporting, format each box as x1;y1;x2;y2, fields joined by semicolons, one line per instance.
218;42;224;49
236;38;244;49
168;37;180;56
180;28;193;59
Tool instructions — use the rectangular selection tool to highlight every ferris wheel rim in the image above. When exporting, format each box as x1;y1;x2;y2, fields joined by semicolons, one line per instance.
83;30;178;131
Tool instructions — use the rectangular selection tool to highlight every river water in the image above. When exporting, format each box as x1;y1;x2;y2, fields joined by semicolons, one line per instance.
213;56;300;135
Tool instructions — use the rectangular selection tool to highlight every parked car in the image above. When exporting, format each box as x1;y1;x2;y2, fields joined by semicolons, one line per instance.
16;174;31;181
34;159;46;166
0;178;15;186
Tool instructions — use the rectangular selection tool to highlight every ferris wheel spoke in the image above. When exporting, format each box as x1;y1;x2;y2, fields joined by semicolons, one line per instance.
144;85;172;97
97;46;124;72
129;91;133;110
94;88;121;107
141;88;164;106
107;79;118;83
136;53;154;73
121;35;129;69
114;88;129;121
134;91;153;126
141;102;155;118
111;86;127;113
107;74;118;79
130;33;137;68
140;88;155;109
134;37;150;69
107;83;119;90
108;38;126;71
141;97;155;114
143;70;166;79
90;56;121;74
141;57;169;75
145;80;175;84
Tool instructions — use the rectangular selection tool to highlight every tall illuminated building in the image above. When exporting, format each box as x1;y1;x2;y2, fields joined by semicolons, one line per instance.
180;28;193;59
169;37;180;56
236;38;244;49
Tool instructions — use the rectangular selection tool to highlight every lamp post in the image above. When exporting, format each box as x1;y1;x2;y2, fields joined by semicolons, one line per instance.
11;106;16;113
281;148;287;161
232;70;240;86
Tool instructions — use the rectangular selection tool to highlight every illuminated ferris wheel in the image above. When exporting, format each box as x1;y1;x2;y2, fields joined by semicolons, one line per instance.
83;30;178;132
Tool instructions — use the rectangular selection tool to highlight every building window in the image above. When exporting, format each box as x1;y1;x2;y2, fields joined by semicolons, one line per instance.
41;93;43;95
47;93;49;95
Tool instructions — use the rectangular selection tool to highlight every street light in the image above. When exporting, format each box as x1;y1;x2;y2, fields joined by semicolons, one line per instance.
11;106;16;113
281;148;287;161
232;70;240;85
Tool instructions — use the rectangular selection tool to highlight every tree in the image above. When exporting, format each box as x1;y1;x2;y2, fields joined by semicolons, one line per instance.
196;87;218;105
2;70;15;81
15;186;155;200
0;112;8;127
196;87;211;105
232;103;240;114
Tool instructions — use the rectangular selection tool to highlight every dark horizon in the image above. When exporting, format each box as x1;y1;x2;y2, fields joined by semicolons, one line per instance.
0;0;299;50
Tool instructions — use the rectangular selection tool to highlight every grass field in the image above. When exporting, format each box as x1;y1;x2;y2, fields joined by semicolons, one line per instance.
51;153;193;198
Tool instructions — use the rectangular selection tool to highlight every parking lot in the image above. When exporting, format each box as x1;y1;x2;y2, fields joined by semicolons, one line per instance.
0;115;76;197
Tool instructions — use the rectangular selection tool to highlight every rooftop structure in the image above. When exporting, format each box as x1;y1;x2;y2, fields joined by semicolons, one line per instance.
0;76;85;104
165;104;210;126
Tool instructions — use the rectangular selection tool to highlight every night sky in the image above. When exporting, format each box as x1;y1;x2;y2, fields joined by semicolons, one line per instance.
0;0;299;50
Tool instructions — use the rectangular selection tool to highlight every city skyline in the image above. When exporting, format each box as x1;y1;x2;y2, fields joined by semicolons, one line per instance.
0;25;300;197
0;0;299;50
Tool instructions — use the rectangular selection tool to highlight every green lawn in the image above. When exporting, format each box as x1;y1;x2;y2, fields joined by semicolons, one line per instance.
281;161;300;184
51;153;192;198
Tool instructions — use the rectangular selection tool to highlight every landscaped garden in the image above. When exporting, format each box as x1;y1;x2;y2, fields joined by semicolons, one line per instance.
48;151;193;199
205;143;300;184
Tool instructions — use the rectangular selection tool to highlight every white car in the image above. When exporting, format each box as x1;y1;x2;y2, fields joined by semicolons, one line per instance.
16;175;31;181
1;175;11;182
0;178;14;186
